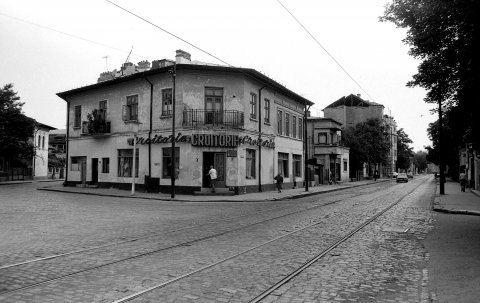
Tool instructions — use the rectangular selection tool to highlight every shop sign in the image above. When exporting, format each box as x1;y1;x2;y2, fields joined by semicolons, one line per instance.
128;133;275;148
227;150;237;157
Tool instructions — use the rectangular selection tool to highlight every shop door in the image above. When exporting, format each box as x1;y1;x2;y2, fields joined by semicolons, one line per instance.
80;157;87;184
91;158;98;184
203;152;226;188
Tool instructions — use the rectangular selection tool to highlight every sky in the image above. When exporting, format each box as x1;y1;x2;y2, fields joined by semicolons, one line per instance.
0;0;436;151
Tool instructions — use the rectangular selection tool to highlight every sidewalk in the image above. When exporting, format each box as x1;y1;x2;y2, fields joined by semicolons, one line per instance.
433;179;480;215
35;179;389;203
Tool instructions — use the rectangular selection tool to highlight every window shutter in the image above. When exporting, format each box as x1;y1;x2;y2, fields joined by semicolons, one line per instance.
122;105;127;121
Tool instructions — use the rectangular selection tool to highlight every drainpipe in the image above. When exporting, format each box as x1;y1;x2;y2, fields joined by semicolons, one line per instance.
143;77;154;177
258;86;266;192
304;102;311;191
65;102;70;185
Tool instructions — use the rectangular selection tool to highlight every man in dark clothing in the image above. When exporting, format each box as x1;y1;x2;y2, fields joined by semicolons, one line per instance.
274;173;284;193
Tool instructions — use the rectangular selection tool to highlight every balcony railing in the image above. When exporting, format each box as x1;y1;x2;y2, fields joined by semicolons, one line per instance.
82;120;111;135
183;109;244;129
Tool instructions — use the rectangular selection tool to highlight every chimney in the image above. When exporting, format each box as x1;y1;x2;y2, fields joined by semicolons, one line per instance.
175;49;191;64
356;94;361;98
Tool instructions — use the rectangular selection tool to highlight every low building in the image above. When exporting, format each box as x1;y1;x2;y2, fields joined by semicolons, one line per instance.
306;117;349;184
57;50;314;194
48;129;67;179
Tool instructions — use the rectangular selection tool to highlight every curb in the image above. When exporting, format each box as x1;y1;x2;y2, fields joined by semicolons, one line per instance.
432;206;480;216
37;179;390;203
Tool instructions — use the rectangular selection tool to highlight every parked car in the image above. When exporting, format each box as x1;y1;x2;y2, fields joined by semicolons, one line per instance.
397;172;408;183
392;172;398;178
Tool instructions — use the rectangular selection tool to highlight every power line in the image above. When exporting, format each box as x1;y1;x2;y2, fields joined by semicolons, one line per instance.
105;0;234;68
275;0;376;102
0;12;146;60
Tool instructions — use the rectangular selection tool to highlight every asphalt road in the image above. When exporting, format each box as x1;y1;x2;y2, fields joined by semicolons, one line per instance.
0;176;475;302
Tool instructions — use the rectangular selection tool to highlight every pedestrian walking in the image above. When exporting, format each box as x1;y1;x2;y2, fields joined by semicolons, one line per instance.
274;173;284;193
206;165;217;193
459;170;467;192
374;170;379;181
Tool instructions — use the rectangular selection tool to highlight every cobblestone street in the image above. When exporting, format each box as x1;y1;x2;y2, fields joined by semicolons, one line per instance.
0;176;462;302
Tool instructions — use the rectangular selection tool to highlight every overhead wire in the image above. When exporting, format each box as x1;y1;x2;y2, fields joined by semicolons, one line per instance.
275;0;376;102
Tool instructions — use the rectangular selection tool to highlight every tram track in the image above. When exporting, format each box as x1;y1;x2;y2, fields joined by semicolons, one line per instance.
0;182;386;271
0;180;417;302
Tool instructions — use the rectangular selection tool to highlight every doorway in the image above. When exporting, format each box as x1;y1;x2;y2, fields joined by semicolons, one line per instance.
203;152;226;188
91;158;98;184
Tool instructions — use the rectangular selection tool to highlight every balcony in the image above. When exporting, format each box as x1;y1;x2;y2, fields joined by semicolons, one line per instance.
82;120;111;135
183;109;244;129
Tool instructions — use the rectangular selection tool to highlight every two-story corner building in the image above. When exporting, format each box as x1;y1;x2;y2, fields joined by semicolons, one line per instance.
57;50;314;194
33;122;56;180
306;116;349;184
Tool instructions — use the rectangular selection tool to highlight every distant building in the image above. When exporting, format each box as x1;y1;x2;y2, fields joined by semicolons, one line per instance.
33;122;57;179
323;94;397;178
306;116;349;184
48;129;66;179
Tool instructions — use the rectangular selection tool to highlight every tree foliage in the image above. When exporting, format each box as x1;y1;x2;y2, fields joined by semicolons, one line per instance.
413;150;428;172
0;84;36;165
382;0;480;148
396;128;413;170
343;118;390;175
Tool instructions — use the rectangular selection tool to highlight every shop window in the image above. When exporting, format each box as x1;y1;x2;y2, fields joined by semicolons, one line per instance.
292;116;297;138
122;95;138;121
162;88;173;116
162;147;179;179
293;154;302;177
118;149;139;177
246;149;256;179
70;157;83;171
250;93;257;120
285;113;290;137
277;110;283;135
264;99;270;123
102;157;110;173
74;105;81;128
278;152;289;177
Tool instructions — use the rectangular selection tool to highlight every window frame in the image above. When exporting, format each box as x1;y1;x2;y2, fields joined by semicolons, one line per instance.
293;154;302;177
161;88;173;116
318;133;328;144
250;93;257;120
299;118;303;139
74;105;81;128
264;98;270;123
123;95;139;122
292;116;297;138
278;152;289;178
277;110;283;135
285;113;290;137
102;157;110;173
118;149;139;177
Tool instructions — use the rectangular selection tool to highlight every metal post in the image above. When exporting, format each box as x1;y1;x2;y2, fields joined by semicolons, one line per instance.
131;132;137;196
170;63;177;198
304;104;309;191
439;100;445;194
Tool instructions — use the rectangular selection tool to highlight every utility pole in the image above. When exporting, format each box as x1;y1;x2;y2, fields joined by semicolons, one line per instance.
439;100;445;194
169;63;177;198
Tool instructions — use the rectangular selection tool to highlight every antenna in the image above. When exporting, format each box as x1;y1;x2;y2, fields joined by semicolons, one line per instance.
102;55;110;71
122;45;134;76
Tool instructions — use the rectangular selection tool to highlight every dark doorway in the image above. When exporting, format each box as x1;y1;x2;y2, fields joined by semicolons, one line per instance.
91;158;98;184
203;152;226;188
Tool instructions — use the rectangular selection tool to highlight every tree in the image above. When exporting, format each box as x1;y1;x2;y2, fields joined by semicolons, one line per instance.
343;118;390;177
413;150;428;172
396;128;413;170
382;0;480;148
0;84;36;166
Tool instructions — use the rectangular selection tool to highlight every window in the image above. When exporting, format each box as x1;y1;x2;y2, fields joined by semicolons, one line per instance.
299;118;303;139
70;156;84;171
293;154;302;177
99;100;107;119
278;152;289;177
246;149;256;179
42;136;45;149
250;93;257;119
285;113;290;137
292;116;297;138
344;160;348;172
74;105;81;128
162;147;179;178
122;95;138;121
102;157;110;173
118;149;139;177
318;133;327;144
162;88;173;116
37;135;41;147
264;99;270;123
277;110;283;135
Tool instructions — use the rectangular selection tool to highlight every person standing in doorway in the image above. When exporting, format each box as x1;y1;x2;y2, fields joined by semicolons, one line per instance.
274;173;284;193
207;165;217;193
459;170;467;192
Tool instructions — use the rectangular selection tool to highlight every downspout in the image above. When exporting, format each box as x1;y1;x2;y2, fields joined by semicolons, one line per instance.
65;101;70;185
258;86;266;192
143;77;154;177
304;102;311;191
